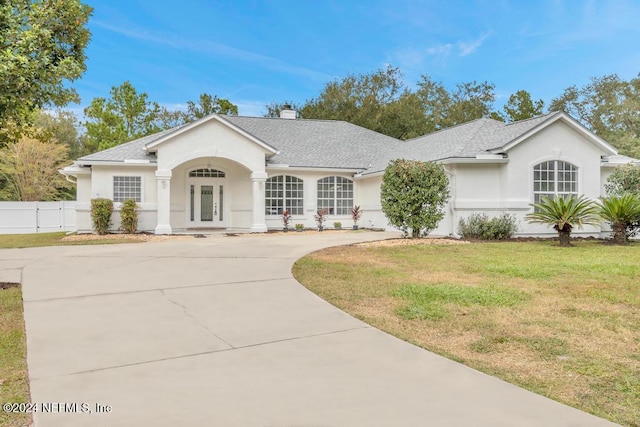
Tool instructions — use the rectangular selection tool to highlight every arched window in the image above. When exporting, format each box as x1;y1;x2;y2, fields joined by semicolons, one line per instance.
265;175;304;215
533;161;577;203
189;168;225;178
317;176;354;215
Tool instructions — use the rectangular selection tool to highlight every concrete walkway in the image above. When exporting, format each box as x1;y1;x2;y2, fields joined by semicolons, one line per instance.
3;232;618;426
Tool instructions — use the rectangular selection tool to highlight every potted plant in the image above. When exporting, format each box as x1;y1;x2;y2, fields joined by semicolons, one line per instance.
315;208;328;231
352;205;362;230
294;223;304;232
334;221;342;230
281;209;292;232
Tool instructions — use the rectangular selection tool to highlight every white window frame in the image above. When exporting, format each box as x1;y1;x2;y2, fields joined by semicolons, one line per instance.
113;176;142;203
265;175;304;216
533;160;578;204
317;176;354;215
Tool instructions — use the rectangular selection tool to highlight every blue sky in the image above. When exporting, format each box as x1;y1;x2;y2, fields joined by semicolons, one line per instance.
73;0;640;118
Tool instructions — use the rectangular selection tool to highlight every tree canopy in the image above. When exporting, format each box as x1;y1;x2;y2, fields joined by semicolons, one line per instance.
0;0;92;130
550;74;640;158
500;90;545;122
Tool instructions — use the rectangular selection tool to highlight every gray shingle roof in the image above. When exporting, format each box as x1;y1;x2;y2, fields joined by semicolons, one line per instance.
77;126;190;163
76;111;626;174
222;116;398;170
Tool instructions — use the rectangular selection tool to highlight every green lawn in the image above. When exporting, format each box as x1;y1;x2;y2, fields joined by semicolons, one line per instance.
0;232;141;248
293;240;640;427
0;285;30;427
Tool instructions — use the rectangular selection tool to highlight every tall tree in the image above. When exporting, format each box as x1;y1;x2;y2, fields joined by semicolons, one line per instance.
501;90;545;122
0;136;71;201
35;110;95;159
84;81;162;150
159;94;238;128
0;0;92;133
182;93;238;121
416;76;498;132
300;66;425;139
550;74;640;158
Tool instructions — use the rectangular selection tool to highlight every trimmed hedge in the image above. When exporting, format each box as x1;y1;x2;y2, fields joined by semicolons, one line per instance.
91;198;113;235
120;199;138;234
458;213;518;240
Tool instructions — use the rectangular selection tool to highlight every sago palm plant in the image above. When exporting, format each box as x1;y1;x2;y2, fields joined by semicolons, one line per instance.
598;194;640;244
525;195;600;246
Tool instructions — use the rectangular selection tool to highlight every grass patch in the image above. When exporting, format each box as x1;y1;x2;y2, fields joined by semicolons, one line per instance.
0;232;141;248
293;240;640;427
0;286;30;427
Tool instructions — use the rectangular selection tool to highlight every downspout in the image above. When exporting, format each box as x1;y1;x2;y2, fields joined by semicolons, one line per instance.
444;165;459;238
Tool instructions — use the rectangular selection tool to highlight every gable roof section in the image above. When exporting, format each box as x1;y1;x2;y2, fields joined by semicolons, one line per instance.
144;114;278;154
360;112;619;175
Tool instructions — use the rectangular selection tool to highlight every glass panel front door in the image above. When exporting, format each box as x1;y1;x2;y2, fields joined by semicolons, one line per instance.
188;180;226;227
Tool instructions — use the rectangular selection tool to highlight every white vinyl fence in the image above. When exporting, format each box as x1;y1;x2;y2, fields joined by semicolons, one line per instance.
0;201;77;234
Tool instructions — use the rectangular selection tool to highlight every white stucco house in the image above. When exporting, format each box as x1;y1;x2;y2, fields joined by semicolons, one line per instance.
61;109;637;236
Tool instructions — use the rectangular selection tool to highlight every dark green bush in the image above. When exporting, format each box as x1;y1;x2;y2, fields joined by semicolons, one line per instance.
458;213;518;240
119;199;138;234
91;198;113;235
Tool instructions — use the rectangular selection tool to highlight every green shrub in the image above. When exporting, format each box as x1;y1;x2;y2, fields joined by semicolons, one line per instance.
91;198;113;235
119;199;138;234
458;213;518;240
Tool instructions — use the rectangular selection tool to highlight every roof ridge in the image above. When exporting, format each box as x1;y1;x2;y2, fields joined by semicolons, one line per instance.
504;111;558;127
405;117;492;143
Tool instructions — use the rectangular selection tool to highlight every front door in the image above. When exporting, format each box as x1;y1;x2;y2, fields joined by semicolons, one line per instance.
189;180;225;228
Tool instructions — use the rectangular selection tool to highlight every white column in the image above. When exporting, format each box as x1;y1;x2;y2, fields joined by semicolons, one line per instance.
251;171;268;233
155;170;173;235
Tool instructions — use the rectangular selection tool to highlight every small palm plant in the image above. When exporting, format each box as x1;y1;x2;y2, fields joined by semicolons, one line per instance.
525;195;600;247
598;194;640;244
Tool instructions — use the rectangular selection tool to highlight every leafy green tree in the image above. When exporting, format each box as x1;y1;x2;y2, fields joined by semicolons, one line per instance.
181;93;238;121
300;66;427;139
416;75;498;132
0;0;92;131
34;110;95;159
84;81;162;150
159;94;238;128
0;136;71;201
598;194;640;244
525;195;600;247
501;90;544;122
550;74;640;158
381;159;450;238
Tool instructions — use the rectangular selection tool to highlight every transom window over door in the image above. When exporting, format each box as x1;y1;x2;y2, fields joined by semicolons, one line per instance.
189;168;225;178
265;175;304;215
317;176;354;215
533;160;578;203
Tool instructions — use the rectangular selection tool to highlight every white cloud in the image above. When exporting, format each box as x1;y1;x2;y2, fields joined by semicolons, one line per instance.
426;43;453;56
457;31;492;56
93;21;332;82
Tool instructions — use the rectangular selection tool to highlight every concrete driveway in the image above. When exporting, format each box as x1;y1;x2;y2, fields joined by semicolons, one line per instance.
2;232;618;426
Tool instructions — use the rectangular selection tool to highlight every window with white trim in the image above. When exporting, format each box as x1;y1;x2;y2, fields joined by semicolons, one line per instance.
113;176;142;202
317;176;354;215
265;175;304;215
533;161;578;203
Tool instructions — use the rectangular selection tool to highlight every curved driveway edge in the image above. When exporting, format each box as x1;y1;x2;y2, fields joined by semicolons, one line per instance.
3;232;618;426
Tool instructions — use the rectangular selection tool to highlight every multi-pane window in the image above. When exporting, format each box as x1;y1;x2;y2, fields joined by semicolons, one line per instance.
113;176;141;202
188;168;225;178
265;175;304;215
533;161;578;203
317;176;354;215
